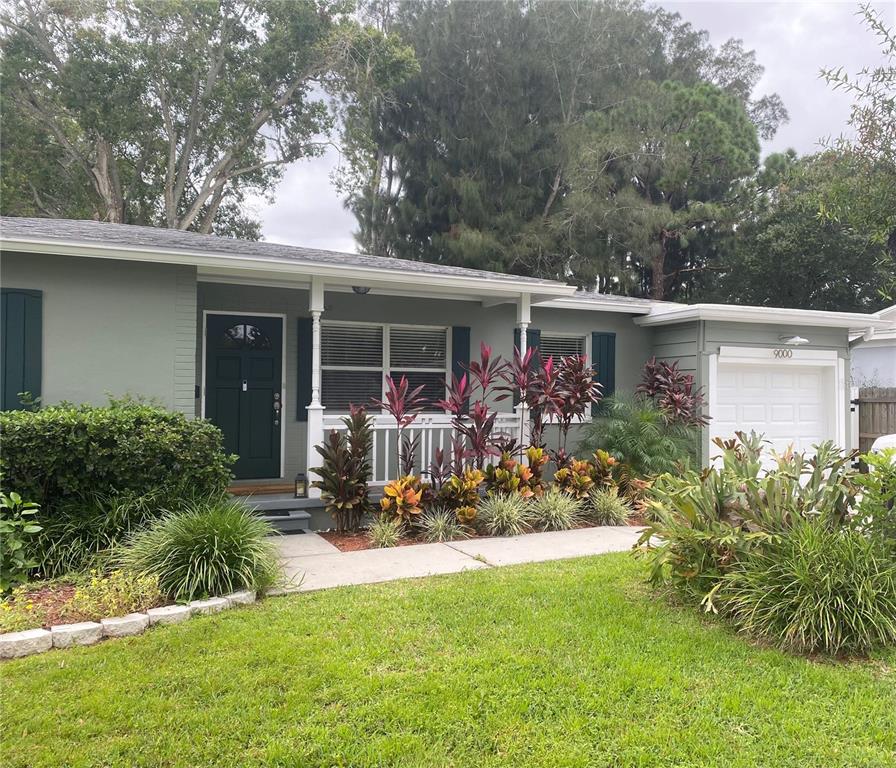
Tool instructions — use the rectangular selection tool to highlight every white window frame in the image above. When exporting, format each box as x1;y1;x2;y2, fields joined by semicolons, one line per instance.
320;320;452;412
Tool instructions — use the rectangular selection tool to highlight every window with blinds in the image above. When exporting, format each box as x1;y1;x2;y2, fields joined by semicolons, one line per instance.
320;323;449;410
539;334;585;361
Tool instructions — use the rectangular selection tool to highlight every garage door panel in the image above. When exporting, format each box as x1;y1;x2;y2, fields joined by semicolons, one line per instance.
712;360;834;463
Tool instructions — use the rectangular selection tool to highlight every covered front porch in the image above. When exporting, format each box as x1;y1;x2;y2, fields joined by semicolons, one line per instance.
194;259;588;510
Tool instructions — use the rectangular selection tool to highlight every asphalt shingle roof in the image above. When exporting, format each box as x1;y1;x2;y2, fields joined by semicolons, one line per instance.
0;216;563;287
1;216;659;309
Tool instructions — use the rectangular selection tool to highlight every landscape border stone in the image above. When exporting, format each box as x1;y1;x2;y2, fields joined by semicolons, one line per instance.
1;589;261;660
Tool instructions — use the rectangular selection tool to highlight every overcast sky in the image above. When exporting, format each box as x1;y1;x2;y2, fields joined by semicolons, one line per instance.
251;1;893;253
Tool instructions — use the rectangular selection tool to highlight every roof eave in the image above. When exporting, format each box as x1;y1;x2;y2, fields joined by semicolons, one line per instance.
535;296;654;314
635;303;893;333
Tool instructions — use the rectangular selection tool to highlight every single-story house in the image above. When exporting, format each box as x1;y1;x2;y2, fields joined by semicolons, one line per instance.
3;216;893;526
850;305;896;387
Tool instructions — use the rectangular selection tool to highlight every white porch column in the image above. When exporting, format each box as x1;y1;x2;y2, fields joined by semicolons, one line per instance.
515;293;532;448
306;277;325;498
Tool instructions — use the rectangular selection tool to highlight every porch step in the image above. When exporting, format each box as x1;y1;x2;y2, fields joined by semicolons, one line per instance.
233;493;314;534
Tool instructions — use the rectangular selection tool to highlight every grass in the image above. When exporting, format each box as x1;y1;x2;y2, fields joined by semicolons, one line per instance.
2;554;895;768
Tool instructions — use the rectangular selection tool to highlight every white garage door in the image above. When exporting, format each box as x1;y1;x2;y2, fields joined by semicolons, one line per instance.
711;362;834;458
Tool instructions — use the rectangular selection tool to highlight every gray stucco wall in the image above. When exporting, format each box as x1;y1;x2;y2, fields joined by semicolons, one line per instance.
1;251;197;413
650;320;851;462
196;284;655;479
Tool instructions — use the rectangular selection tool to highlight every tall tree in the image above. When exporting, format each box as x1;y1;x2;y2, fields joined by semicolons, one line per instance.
710;152;888;312
820;2;896;301
0;0;413;236
341;0;783;299
560;80;759;299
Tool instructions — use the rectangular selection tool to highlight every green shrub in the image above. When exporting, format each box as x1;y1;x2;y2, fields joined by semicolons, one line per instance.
722;520;896;656
65;569;163;621
33;490;168;578
477;494;533;537
579;395;697;478
419;507;470;543
853;449;896;551
368;516;404;548
638;434;859;604
588;487;631;526
119;498;279;601
0;491;41;592
530;488;582;531
0;400;235;508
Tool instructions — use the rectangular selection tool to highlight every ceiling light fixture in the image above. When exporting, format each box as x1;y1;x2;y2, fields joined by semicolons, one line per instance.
352;286;371;295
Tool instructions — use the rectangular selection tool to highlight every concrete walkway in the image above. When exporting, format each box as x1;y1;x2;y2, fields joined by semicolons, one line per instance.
277;526;641;593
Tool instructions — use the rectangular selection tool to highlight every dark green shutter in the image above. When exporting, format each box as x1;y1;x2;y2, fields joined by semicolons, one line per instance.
296;317;312;421
591;332;616;414
1;289;42;411
451;326;471;413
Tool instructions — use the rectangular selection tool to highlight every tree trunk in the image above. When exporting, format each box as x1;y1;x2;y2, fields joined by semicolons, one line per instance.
90;139;125;223
651;234;669;301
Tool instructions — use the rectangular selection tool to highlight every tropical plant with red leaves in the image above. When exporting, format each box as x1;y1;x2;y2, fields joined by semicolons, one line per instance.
496;346;538;454
455;400;498;469
637;357;708;426
373;375;428;474
465;342;508;394
436;373;472;417
555;354;602;455
527;355;564;448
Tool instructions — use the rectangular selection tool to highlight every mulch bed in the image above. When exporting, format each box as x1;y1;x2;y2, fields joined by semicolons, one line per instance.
2;582;167;631
318;530;422;552
318;517;644;553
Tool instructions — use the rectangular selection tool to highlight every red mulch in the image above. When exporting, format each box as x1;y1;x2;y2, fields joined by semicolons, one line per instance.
318;530;422;552
318;516;643;552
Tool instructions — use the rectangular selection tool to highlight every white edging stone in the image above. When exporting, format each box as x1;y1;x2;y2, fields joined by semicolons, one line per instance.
146;604;193;625
188;597;230;614
0;628;53;659
101;613;150;638
51;622;102;649
225;590;257;605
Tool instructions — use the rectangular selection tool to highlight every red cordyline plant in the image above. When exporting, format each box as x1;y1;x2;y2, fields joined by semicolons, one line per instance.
637;357;708;427
496;345;538;455
527;355;565;449
555;354;602;458
438;344;506;469
373;375;427;474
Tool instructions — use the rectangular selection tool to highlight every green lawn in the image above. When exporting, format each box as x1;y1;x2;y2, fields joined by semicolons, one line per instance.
2;553;894;768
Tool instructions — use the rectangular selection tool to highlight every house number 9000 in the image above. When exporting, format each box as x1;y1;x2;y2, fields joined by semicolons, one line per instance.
773;348;793;359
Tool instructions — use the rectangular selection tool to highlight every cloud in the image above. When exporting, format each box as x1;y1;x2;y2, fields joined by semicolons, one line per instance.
256;1;892;251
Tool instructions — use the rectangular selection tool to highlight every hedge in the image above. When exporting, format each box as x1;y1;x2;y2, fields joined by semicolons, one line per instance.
0;402;235;508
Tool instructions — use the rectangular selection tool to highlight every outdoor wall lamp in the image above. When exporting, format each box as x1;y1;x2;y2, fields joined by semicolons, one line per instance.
778;335;809;346
352;286;371;295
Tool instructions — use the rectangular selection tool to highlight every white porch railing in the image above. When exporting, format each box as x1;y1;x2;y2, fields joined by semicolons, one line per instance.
320;411;523;483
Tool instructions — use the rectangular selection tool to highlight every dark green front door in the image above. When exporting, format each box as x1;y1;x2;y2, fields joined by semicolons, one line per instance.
205;314;283;479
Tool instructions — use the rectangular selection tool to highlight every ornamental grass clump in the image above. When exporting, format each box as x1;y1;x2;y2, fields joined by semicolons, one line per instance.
119;497;280;602
419;507;470;543
588;486;631;526
477;493;533;537
368;516;404;548
530;488;582;531
721;520;896;656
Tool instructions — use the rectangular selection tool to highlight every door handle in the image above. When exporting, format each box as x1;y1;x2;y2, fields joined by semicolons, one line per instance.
242;380;248;392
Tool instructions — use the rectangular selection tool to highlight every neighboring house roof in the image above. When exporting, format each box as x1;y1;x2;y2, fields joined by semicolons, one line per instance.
851;305;896;345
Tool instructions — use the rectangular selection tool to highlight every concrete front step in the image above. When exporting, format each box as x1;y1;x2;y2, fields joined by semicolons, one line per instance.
233;493;314;533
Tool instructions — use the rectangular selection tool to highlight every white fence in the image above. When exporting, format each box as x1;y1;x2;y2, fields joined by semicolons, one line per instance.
321;411;523;483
